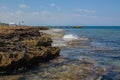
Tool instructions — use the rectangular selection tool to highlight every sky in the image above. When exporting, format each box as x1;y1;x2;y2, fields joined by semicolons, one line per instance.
0;0;120;26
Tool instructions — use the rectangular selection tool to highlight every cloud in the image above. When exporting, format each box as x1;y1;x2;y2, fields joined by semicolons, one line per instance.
50;3;61;11
0;7;119;26
74;8;96;19
75;8;96;14
75;14;97;18
16;10;23;15
31;12;40;16
41;11;51;16
19;4;30;9
0;9;97;26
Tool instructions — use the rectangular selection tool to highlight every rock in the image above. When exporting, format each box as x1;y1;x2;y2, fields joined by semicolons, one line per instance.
0;26;60;74
36;37;52;47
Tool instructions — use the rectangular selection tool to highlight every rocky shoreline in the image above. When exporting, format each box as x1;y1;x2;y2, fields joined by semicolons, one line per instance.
0;26;60;74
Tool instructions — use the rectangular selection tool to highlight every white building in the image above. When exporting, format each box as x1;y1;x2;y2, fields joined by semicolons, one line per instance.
9;22;16;27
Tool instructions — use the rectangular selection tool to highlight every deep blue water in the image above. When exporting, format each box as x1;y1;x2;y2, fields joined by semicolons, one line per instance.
84;26;120;29
65;26;120;47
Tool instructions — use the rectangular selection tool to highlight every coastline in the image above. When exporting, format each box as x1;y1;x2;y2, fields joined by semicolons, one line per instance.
0;26;105;80
1;26;119;80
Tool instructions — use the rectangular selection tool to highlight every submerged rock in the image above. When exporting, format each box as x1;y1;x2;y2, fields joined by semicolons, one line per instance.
0;26;60;74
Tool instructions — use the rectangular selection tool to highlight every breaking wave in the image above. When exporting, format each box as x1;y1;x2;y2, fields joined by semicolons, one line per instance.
63;34;79;41
51;29;65;33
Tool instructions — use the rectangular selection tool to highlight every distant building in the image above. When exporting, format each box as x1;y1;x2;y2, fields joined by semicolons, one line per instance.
9;22;17;27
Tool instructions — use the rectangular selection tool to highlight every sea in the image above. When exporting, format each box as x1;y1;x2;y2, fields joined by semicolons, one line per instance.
60;26;120;80
1;26;120;80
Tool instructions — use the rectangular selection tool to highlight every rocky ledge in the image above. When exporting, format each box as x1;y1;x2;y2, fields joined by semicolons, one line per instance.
0;26;60;74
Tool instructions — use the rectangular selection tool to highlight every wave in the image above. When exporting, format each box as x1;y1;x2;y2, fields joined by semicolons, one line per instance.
51;29;64;33
63;34;79;41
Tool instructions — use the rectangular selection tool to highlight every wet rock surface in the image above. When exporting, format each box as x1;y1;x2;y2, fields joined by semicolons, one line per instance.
14;57;105;80
0;26;60;74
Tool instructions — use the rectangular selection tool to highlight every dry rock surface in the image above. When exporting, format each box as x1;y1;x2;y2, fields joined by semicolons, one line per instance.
0;26;60;74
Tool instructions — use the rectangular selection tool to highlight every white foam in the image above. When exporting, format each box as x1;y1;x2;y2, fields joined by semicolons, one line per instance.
52;40;66;47
63;34;79;41
51;29;64;32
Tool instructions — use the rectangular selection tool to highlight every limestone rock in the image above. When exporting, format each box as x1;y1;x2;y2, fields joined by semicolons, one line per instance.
0;26;60;74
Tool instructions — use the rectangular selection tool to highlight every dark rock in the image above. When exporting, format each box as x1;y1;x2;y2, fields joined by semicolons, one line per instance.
0;27;60;74
36;37;52;47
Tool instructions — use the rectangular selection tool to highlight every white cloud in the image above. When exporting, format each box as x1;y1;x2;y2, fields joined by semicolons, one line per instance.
75;8;96;14
19;4;30;9
50;3;61;11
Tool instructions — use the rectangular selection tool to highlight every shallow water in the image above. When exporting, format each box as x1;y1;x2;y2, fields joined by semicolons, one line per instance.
1;26;120;80
52;26;120;79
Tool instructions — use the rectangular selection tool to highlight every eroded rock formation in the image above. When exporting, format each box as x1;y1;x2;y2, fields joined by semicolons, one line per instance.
0;26;60;74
